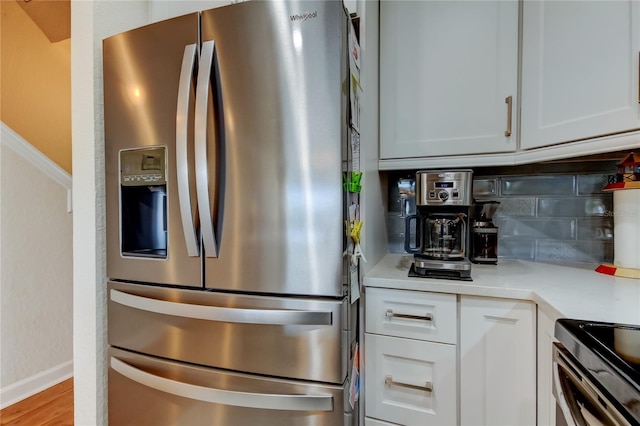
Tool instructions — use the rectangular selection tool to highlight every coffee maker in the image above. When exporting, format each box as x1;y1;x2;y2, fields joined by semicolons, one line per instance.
470;201;500;264
404;170;473;280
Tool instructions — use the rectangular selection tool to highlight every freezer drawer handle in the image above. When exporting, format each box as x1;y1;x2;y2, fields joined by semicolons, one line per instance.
385;309;433;322
111;357;334;411
110;289;333;325
385;375;433;393
195;39;219;258
176;43;199;257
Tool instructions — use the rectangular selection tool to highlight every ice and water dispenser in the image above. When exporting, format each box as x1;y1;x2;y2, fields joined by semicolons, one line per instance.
119;147;168;258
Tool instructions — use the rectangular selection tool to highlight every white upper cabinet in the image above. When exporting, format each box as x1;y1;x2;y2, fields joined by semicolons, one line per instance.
521;0;640;150
379;1;519;159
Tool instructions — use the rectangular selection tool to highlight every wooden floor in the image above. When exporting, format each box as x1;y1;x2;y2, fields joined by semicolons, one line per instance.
0;379;73;425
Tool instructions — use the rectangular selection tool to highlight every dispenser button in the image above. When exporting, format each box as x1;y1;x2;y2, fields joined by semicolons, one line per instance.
429;191;436;198
453;190;459;198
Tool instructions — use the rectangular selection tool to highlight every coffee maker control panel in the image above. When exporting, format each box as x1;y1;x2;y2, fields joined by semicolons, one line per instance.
416;170;473;206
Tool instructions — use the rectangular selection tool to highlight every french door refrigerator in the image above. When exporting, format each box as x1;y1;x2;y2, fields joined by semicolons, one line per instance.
102;1;357;425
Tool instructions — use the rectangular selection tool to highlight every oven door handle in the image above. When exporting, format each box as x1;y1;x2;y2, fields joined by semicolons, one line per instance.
110;289;332;326
552;343;632;426
552;344;582;426
110;357;334;411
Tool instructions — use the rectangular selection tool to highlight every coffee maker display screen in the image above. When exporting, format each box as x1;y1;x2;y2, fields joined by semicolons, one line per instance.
435;182;454;188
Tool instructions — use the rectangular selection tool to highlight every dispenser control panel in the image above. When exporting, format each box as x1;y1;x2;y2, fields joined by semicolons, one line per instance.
416;170;472;206
120;147;167;186
118;146;168;259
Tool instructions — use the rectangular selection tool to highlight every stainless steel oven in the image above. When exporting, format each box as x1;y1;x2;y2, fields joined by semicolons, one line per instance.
553;319;640;426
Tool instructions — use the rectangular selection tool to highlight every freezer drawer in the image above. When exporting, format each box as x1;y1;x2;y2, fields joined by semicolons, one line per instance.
109;347;352;426
108;281;348;384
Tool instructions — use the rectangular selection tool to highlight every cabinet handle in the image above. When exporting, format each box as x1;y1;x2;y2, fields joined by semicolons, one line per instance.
385;309;432;322
504;96;513;137
385;375;433;393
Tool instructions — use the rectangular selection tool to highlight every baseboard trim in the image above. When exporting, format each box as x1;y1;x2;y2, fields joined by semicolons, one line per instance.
0;360;73;409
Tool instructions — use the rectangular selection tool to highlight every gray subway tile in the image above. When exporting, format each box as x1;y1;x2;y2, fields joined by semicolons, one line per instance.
473;178;498;197
386;213;409;236
499;218;576;240
502;175;575;196
537;196;612;217
577;174;610;195
535;240;611;263
388;235;406;254
601;242;614;263
576;218;614;240
499;239;535;260
388;171;616;264
492;198;536;217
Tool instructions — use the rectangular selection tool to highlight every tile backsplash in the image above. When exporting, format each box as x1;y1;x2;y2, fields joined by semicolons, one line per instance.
387;164;616;264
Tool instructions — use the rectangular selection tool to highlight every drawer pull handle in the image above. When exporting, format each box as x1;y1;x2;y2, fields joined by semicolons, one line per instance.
385;309;432;322
385;375;433;393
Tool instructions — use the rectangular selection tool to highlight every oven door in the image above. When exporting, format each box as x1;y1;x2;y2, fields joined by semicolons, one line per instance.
552;343;633;426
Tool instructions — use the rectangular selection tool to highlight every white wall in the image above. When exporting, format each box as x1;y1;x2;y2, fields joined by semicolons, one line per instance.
0;125;73;408
358;0;387;273
149;0;231;22
71;2;149;424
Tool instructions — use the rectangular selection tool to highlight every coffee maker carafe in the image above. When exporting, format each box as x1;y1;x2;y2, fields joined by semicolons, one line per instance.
470;201;500;264
404;170;473;280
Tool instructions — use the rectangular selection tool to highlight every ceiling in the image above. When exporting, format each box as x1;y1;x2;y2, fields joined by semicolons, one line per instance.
17;0;70;42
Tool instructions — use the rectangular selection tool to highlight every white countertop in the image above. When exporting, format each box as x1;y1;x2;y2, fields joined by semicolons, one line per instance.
364;254;640;325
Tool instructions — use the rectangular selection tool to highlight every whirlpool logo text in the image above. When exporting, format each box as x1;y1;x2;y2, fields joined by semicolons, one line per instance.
290;11;318;23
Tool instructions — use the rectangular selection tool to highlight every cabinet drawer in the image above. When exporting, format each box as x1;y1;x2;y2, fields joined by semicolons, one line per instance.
365;334;457;426
366;287;457;344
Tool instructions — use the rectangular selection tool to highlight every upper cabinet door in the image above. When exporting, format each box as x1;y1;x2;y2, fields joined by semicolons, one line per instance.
379;1;519;159
521;1;640;150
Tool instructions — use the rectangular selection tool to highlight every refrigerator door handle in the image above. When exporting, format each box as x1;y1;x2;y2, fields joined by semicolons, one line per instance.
110;289;333;326
195;39;218;258
110;357;334;411
176;43;199;257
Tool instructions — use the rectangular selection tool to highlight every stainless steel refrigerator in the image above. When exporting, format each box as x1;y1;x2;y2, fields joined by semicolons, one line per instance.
102;1;357;424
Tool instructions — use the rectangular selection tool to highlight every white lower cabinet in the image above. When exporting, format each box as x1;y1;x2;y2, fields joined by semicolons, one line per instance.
537;309;558;426
364;288;537;426
365;288;457;426
459;296;537;426
365;334;457;425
